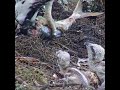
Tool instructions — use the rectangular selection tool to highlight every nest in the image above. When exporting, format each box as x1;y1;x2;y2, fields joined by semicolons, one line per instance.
15;1;105;89
15;12;105;64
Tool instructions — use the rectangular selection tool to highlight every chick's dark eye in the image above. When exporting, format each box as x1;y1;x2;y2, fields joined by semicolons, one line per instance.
22;0;25;4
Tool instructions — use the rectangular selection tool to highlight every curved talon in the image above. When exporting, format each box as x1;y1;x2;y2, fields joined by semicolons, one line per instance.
53;29;62;38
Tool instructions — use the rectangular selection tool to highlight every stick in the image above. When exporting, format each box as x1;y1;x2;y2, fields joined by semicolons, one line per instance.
40;83;81;90
54;42;78;55
15;51;22;57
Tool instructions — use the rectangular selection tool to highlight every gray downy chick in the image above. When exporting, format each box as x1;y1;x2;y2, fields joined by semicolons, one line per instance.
85;42;105;84
84;42;105;62
56;50;70;74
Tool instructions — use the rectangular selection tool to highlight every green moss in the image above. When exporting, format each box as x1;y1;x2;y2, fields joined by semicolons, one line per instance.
15;64;48;85
15;81;27;90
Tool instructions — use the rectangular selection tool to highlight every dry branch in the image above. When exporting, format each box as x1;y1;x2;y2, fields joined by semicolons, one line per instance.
39;83;81;90
15;77;29;87
54;41;78;55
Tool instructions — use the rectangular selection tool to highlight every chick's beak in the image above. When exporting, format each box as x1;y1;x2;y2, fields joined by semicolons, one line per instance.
84;42;90;46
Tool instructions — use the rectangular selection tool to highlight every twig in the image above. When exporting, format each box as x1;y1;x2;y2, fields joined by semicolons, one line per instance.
33;80;41;87
15;50;22;57
66;30;83;33
40;83;81;90
54;42;78;55
15;77;28;86
15;77;37;89
70;61;80;67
